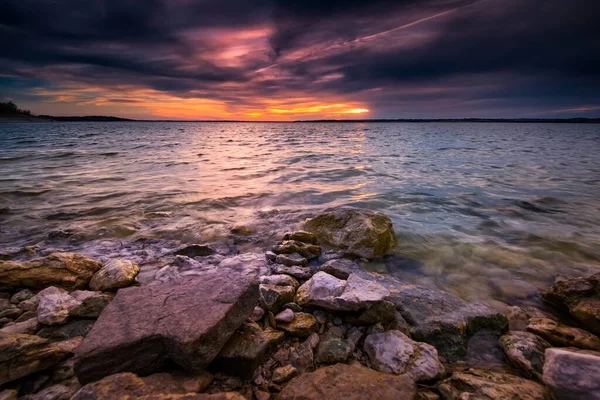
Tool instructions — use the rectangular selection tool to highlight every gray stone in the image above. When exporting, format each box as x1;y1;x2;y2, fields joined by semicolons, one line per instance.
275;253;308;267
364;330;445;382
303;208;397;259
10;289;35;304
37;288;80;326
274;308;295;323
318;258;361;280
69;291;113;318
500;331;551;381
543;347;600;400
316;337;352;364
74;272;258;384
270;264;313;280
89;259;140;292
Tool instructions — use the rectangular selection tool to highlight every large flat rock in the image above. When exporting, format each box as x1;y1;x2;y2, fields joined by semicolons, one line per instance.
543;347;600;400
74;272;259;384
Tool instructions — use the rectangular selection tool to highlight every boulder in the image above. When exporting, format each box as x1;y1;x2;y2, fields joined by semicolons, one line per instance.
274;253;307;267
315;337;352;364
543;347;600;400
37;288;80;326
296;272;389;311
500;331;551;381
278;363;416;400
0;253;102;290
303;208;397;259
74;272;258;384
282;231;318;245
438;369;550;399
319;258;361;280
272;241;321;260
541;273;600;335
89;259;140;292
527;318;600;351
364;330;445;382
0;332;69;385
258;284;295;312
278;312;318;337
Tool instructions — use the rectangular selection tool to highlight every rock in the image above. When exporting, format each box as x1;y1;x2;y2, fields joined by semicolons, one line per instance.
417;390;440;400
282;302;302;312
437;368;550;400
218;253;268;278
37;319;95;340
263;327;285;344
37;288;80;326
296;272;389;311
272;365;298;384
507;306;533;331
278;363;416;400
268;311;277;328
212;323;272;379
55;336;84;353
543;347;600;400
282;231;318;245
0;253;102;290
0;306;21;319
259;274;299;288
319;258;361;280
89;259;140;292
0;317;10;327
500;331;551;381
265;251;277;262
0;332;68;385
258;284;295;312
69;291;113;318
527;318;600;351
20;384;74;400
0;316;40;334
173;245;216;258
15;310;38;322
272;240;321;260
19;294;41;311
10;289;35;304
274;253;307;267
316;337;352;364
364;330;445;382
142;370;214;394
249;306;265;322
274;308;295;323
345;300;397;325
303;208;397;259
74;272;259;384
269;264;313;280
278;312;318;337
541;272;600;335
290;338;315;372
0;390;17;400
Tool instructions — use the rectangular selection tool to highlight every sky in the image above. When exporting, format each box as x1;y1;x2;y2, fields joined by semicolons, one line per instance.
1;0;599;120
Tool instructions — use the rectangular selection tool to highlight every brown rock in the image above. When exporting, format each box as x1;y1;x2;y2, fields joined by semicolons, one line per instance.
282;231;318;245
278;312;318;337
278;363;416;400
527;318;600;351
74;272;258;383
500;331;551;381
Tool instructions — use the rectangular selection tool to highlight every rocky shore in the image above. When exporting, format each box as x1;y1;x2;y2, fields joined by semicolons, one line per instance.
0;208;599;399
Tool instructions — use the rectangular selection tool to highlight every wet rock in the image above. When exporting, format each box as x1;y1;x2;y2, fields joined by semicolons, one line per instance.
296;272;389;311
303;208;397;259
274;308;295;323
173;245;216;258
316;337;352;364
258;284;295;312
272;240;321;260
69;291;113;318
20;384;74;400
279;362;416;400
500;331;551;381
541;272;600;335
543;347;600;400
0;316;40;334
319;258;360;280
37;319;95;340
249;306;265;322
0;332;68;385
74;272;259;384
271;365;298;384
10;289;35;304
259;274;299;288
89;259;140;292
282;231;318;245
527;318;600;351
278;312;318;337
37;288;80;326
269;264;313;280
437;368;550;400
218;253;268;278
274;253;307;267
0;253;102;290
212;323;273;379
364;330;445;382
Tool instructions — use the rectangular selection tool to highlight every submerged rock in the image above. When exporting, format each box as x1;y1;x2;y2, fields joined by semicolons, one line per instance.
89;259;140;292
437;368;550;400
0;253;102;290
543;347;600;400
527;318;600;351
500;331;551;381
173;244;216;258
74;272;259;384
364;330;445;382
0;332;69;385
303;208;397;259
278;363;416;400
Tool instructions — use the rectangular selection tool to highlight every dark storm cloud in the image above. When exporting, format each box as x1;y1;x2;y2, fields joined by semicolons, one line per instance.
0;0;599;117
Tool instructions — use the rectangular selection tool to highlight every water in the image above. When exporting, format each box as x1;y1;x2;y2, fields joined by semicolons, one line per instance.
1;121;600;310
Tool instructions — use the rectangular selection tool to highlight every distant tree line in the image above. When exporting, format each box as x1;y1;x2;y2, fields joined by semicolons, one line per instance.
0;100;32;116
